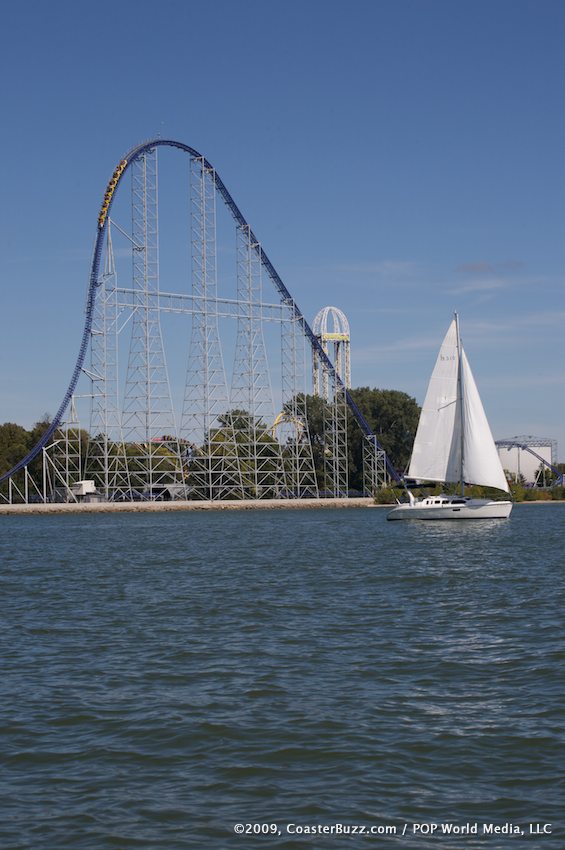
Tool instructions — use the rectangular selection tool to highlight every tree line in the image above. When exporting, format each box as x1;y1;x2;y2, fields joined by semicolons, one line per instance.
0;416;52;479
5;391;560;501
0;389;421;495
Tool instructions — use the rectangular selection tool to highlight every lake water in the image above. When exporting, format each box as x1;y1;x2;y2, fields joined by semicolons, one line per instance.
1;503;564;849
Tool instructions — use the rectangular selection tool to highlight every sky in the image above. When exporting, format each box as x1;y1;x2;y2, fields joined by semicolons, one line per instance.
1;0;564;459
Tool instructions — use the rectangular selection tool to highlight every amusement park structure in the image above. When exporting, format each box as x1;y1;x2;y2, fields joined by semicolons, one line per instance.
312;306;352;498
312;306;351;399
496;436;562;486
0;139;399;504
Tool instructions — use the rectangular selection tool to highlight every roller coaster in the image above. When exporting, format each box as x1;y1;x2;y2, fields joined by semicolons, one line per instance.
1;138;399;504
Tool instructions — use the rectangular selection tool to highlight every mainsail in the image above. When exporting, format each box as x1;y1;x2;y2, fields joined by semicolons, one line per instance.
408;319;461;484
408;318;509;493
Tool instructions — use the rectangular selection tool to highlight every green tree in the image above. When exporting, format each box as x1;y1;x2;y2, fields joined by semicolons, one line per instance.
0;423;30;476
299;388;420;491
347;387;420;475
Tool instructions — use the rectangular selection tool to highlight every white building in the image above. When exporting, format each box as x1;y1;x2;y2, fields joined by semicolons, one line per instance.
496;437;557;485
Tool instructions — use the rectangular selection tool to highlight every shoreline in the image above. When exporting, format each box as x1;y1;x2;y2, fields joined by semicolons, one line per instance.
0;497;378;516
0;498;562;516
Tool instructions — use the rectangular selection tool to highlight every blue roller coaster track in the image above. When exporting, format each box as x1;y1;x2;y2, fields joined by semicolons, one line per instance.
0;138;401;487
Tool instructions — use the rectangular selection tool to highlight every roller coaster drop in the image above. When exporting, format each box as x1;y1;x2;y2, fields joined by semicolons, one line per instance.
1;139;398;503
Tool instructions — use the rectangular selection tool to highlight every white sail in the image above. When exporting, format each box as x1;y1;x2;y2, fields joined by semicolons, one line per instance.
408;316;509;493
461;350;509;492
408;319;462;483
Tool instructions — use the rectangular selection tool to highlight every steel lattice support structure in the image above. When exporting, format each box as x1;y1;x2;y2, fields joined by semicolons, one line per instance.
181;157;242;500
48;398;83;499
363;435;389;495
323;375;349;497
313;307;351;495
84;227;131;497
121;149;183;496
230;225;286;498
280;309;319;497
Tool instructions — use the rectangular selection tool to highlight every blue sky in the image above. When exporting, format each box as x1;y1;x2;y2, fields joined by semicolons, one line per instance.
1;0;564;458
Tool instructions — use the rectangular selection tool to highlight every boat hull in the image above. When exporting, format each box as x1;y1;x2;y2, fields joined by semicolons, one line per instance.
387;499;513;521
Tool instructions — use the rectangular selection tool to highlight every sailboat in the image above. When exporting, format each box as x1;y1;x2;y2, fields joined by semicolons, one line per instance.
387;314;512;520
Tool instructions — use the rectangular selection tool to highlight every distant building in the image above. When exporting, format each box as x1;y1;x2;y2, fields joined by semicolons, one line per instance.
496;436;557;485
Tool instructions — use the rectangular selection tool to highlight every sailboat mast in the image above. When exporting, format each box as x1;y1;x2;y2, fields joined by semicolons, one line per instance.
455;312;465;497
